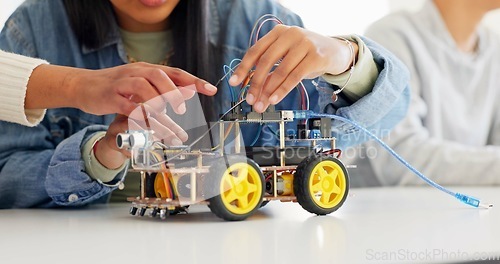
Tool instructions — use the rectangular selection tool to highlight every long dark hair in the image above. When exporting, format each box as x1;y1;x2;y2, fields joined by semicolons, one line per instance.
62;0;219;119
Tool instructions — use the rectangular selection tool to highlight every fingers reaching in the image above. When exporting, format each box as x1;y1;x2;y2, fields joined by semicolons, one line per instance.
130;68;187;115
162;66;218;96
128;103;189;146
227;24;349;113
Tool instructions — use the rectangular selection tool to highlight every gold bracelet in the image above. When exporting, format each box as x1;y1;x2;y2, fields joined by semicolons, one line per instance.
331;36;356;102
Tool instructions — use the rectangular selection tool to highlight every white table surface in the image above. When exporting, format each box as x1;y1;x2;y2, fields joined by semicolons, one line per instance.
1;187;499;264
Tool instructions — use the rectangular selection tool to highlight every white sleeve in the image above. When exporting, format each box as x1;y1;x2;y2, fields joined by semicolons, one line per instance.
360;18;500;186
0;50;47;127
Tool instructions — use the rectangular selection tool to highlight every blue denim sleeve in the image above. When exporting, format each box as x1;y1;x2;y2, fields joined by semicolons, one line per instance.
319;36;411;149
0;121;115;208
46;125;118;206
0;8;116;208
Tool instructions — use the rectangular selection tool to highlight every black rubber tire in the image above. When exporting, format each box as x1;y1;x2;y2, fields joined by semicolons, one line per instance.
294;155;349;215
205;156;264;221
145;172;157;198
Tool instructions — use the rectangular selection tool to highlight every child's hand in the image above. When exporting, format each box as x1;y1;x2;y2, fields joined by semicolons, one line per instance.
94;114;130;170
229;25;357;112
94;97;191;170
69;63;218;116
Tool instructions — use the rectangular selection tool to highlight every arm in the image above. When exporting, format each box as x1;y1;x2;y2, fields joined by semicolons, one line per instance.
0;50;47;127
321;36;410;148
230;26;410;148
0;50;217;123
230;25;364;112
0;122;117;208
0;8;113;208
0;8;217;207
0;47;120;208
26;63;217;116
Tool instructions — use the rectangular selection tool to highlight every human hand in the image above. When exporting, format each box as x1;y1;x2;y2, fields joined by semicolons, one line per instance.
94;114;130;169
94;81;204;169
26;63;217;114
229;25;358;112
70;62;217;116
95;99;191;169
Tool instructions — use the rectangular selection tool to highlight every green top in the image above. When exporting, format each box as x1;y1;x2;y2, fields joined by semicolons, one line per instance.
119;28;173;65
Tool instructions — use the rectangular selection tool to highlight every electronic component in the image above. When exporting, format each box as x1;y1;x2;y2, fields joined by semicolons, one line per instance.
297;124;308;139
320;118;332;138
221;102;244;121
262;105;281;120
246;112;262;121
265;172;294;196
281;111;294;121
117;131;153;149
262;111;281;120
309;129;321;139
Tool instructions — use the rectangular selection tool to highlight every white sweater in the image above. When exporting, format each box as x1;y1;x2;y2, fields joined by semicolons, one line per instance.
345;1;500;187
0;51;46;127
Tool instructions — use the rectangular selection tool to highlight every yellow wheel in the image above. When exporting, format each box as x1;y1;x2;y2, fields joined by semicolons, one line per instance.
145;172;168;198
294;155;349;215
205;156;264;221
153;172;173;198
151;172;188;215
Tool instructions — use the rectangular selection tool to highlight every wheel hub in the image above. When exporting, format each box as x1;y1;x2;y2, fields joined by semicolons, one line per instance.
235;184;244;194
322;176;334;192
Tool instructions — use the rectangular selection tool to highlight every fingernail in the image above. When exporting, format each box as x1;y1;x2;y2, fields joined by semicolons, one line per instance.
246;93;255;104
229;75;239;86
171;138;182;146
205;83;217;93
177;102;186;114
269;95;279;105
254;102;264;112
178;131;188;141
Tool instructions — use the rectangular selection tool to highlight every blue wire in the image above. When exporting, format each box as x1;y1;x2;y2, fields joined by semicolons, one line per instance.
222;59;243;102
250;124;263;147
228;58;241;70
223;65;236;101
265;124;279;140
239;86;249;100
306;111;489;208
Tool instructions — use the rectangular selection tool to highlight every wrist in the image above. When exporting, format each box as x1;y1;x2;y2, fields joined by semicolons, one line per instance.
62;67;90;110
94;137;127;169
26;64;71;109
326;37;359;75
83;132;128;184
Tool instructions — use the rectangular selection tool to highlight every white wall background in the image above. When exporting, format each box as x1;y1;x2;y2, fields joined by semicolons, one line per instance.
279;0;500;36
1;0;500;38
277;0;390;36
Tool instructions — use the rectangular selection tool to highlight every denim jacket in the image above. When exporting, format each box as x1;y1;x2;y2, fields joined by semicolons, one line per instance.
0;0;410;208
